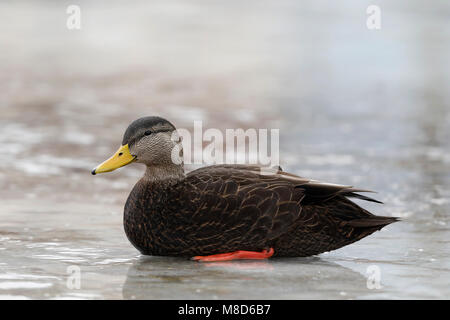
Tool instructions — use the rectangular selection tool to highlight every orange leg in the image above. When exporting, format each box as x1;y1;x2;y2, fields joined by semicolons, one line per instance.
192;248;274;262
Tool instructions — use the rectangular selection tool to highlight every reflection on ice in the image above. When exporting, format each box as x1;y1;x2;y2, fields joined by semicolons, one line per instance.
121;256;368;299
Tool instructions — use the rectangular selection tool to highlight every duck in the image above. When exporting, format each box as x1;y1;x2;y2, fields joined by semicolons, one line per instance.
91;116;398;261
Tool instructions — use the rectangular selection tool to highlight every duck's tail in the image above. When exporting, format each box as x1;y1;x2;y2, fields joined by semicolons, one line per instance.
336;196;399;243
320;193;399;245
345;215;399;228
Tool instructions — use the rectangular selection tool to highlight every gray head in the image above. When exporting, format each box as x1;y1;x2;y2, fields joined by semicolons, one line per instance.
92;116;183;176
122;116;180;166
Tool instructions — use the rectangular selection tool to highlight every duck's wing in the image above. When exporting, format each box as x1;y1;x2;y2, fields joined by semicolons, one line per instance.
168;166;306;255
188;164;381;203
171;165;381;255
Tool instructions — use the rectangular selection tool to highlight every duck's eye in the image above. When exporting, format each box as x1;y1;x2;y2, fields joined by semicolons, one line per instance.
144;130;152;136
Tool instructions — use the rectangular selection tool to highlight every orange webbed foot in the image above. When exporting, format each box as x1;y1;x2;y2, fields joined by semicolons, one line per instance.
192;248;274;262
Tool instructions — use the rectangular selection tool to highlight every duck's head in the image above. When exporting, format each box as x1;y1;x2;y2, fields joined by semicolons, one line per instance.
91;116;182;175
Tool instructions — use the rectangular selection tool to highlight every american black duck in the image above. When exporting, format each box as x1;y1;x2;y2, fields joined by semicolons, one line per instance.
92;116;398;261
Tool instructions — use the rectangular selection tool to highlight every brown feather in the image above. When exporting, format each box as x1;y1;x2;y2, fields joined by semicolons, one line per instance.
123;164;397;257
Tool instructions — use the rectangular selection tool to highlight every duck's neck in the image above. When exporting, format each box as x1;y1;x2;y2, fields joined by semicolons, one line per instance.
142;164;185;183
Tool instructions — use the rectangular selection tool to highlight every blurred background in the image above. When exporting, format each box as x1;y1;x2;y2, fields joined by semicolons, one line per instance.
0;0;449;299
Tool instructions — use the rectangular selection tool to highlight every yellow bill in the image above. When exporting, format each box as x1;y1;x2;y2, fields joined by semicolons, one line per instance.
91;144;135;175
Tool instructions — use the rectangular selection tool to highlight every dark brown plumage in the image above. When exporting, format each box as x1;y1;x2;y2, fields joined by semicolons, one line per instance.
123;164;398;257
